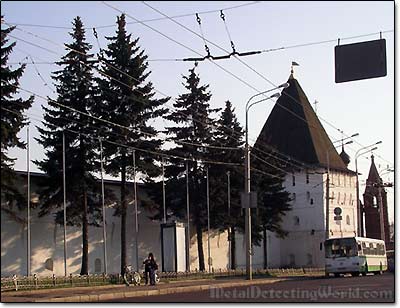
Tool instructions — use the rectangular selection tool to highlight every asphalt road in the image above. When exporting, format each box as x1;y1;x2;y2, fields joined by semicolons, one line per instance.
105;273;394;303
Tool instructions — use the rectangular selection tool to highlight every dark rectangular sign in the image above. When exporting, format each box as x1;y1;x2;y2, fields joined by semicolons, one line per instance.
335;39;387;83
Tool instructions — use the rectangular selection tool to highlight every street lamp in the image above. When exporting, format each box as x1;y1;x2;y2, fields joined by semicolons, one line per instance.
354;141;382;237
333;133;359;143
334;140;353;148
244;83;289;280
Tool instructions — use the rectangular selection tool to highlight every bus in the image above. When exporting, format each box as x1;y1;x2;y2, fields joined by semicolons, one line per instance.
324;237;387;277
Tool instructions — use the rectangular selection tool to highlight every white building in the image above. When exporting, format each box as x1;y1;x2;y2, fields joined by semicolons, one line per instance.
238;72;358;268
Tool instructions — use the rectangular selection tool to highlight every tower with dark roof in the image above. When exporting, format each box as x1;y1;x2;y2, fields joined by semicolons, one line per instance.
252;71;358;268
363;155;390;245
255;73;351;172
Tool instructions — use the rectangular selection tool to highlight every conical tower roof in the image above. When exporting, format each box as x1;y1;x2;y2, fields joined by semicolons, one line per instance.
255;74;348;171
366;154;382;184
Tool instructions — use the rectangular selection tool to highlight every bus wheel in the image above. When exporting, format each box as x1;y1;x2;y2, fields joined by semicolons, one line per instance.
351;272;359;277
334;273;340;278
325;272;330;278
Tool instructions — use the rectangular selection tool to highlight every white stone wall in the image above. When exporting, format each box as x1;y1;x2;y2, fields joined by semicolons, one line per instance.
1;178;233;276
188;228;230;272
1;169;358;276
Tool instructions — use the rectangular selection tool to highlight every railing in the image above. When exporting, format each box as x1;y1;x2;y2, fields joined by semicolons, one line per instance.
1;267;324;292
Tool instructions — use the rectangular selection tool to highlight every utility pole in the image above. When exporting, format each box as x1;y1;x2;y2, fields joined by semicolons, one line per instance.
244;109;252;280
206;166;211;273
62;131;68;276
26;125;31;277
325;152;330;240
132;150;139;272
186;161;190;272
99;138;107;274
162;156;166;224
227;171;231;270
243;83;288;280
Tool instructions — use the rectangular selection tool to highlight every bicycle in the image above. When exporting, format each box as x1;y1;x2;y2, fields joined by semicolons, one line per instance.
123;265;142;286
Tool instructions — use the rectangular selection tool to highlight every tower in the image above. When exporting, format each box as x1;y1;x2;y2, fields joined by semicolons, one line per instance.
363;155;390;245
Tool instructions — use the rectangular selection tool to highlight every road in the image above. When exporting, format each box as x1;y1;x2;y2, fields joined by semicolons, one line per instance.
105;273;394;303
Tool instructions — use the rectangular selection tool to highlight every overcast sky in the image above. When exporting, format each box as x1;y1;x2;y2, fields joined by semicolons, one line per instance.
2;1;395;222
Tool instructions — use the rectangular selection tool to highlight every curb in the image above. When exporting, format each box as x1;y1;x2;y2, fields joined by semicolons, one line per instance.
33;278;287;302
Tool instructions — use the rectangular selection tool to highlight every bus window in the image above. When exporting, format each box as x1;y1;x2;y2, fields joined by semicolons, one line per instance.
369;243;374;255
357;243;363;256
325;238;357;258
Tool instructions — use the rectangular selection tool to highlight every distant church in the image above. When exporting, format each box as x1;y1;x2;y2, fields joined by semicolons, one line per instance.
363;154;391;248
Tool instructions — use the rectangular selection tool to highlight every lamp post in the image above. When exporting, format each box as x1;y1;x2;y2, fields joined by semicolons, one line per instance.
244;83;289;280
334;140;353;148
354;141;382;237
333;133;359;144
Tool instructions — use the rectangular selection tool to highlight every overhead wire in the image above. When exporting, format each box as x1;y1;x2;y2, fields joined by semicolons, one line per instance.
7;20;391;175
6;23;324;173
137;1;393;167
2;105;243;168
5;1;261;30
3;26;339;175
98;3;324;172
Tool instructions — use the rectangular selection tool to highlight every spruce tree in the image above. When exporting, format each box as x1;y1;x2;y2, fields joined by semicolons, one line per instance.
96;14;169;275
35;17;100;275
208;100;244;269
157;64;217;271
1;18;34;215
249;150;292;268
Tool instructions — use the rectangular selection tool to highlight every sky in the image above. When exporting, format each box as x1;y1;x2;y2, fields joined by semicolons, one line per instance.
1;1;395;222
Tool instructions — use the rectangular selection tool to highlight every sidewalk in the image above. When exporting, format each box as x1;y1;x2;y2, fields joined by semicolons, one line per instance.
1;276;290;302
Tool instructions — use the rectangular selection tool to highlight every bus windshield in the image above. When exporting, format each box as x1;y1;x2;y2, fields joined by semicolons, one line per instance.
325;238;357;258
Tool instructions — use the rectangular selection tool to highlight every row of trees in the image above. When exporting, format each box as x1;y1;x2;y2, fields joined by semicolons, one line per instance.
1;14;292;275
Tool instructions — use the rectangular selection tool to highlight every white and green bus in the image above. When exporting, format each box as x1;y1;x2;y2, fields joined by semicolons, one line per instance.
324;237;387;277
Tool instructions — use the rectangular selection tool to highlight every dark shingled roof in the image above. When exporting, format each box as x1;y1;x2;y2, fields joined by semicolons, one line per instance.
255;74;350;172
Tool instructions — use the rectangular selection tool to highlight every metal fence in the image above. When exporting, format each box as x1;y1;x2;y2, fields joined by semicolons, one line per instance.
1;267;325;292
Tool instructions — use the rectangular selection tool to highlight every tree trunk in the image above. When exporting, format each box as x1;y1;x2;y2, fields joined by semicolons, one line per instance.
120;152;127;275
196;223;205;271
263;227;267;269
230;227;236;270
80;189;89;275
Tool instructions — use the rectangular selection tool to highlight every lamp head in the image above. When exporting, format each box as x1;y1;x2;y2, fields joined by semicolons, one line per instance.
270;93;281;99
375;141;383;145
370;146;378;151
279;82;290;89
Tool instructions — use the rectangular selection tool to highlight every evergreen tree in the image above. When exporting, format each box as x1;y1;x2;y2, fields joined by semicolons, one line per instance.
249;151;293;268
35;17;101;275
148;65;218;271
208;100;244;269
1;18;34;215
96;14;169;275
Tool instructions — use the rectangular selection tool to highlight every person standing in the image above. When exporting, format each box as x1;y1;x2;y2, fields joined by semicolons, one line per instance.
143;253;158;285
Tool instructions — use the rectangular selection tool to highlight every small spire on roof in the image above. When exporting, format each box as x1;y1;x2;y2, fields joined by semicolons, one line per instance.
291;61;300;78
